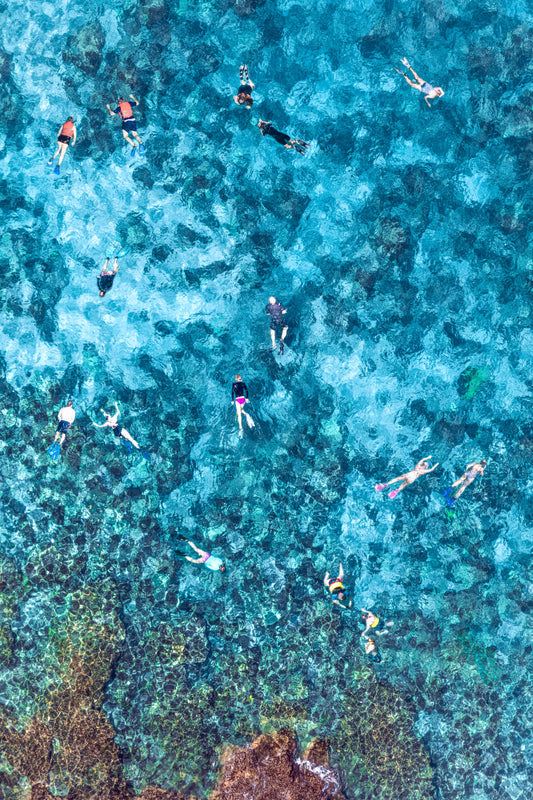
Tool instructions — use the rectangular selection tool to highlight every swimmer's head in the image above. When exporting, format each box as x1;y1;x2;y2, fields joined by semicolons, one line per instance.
235;374;242;381
481;459;487;465
67;116;74;122
118;96;124;102
268;296;276;305
435;88;445;97
67;401;73;407
257;119;268;130
237;95;253;106
219;563;226;573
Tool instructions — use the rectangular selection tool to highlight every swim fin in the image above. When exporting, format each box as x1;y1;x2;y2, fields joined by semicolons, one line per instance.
292;139;309;155
141;451;151;461
123;439;133;453
131;147;137;158
388;489;400;499
47;442;60;460
375;483;387;491
47;159;54;166
139;144;145;156
177;534;187;541
279;341;285;355
115;248;128;258
53;165;60;175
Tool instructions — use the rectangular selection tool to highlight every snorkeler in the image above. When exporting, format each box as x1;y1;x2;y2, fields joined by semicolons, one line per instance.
324;563;352;609
394;58;445;107
233;64;255;108
106;94;144;156
266;296;288;353
97;257;119;297
231;375;255;434
443;459;487;505
360;609;394;637
47;401;75;459
179;536;226;572
375;456;439;499
48;116;76;175
257;119;309;154
93;403;142;452
363;637;382;663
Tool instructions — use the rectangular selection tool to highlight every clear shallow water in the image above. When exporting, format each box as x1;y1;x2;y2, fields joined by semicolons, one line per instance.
0;0;533;797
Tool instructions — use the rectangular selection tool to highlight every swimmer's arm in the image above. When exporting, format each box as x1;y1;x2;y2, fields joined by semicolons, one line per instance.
93;422;107;427
114;403;120;416
71;126;77;145
323;572;330;587
106;104;117;116
334;598;352;609
361;608;371;614
130;94;139;106
465;462;476;470
426;462;439;473
57;126;62;138
425;96;431;107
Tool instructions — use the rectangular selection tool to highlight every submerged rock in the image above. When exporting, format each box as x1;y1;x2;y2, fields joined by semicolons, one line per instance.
211;729;345;800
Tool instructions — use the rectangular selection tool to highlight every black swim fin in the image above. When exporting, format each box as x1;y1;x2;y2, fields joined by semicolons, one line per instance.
292;139;309;155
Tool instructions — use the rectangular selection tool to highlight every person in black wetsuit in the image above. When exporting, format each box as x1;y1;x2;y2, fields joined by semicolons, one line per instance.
97;256;119;297
231;374;254;435
266;296;288;352
257;119;309;154
233;64;255;109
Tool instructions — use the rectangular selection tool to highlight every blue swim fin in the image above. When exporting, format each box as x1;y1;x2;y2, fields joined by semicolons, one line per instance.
443;488;455;507
139;144;145;155
131;147;137;158
47;442;60;460
123;439;133;453
53;165;60;175
141;451;151;461
115;247;128;258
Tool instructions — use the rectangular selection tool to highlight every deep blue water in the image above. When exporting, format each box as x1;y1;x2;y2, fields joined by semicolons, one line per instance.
1;0;533;797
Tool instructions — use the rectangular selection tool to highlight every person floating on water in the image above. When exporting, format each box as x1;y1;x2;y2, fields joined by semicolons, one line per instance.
360;608;394;637
47;400;75;459
257;119;309;154
93;403;144;453
231;374;255;435
106;94;145;156
364;637;382;663
394;58;445;107
48;116;76;175
97;256;119;297
324;562;352;609
233;64;255;108
375;456;439;499
178;536;226;572
266;295;288;353
443;459;487;506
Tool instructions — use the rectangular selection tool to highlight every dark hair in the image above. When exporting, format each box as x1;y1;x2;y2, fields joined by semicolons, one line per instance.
67;116;74;122
241;95;253;106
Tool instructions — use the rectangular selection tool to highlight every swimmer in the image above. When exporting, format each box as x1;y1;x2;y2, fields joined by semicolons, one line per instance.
257;119;309;154
375;456;439;499
323;562;352;609
48;116;77;174
48;401;75;455
364;637;382;663
233;64;255;108
231;375;255;434
106;94;144;156
394;58;445;107
93;403;141;451
179;536;226;572
360;609;394;637
445;459;487;502
266;296;288;352
97;256;119;297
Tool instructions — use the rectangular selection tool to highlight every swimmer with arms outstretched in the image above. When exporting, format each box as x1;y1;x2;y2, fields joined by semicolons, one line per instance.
179;536;226;572
93;403;140;451
324;562;352;609
375;456;439;499
231;374;255;435
444;459;487;504
394;57;444;107
97;256;119;297
106;94;144;156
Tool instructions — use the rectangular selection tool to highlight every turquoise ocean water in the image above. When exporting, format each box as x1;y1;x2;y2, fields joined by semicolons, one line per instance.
1;0;533;797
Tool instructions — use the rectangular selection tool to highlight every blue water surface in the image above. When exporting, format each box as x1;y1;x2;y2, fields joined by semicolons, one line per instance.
1;0;533;797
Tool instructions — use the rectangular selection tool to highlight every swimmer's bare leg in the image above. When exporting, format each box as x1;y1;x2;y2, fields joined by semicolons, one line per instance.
132;131;143;145
243;410;255;429
121;428;140;449
338;562;344;580
235;403;243;431
281;326;288;341
122;130;136;148
270;329;276;349
454;480;472;500
57;143;68;166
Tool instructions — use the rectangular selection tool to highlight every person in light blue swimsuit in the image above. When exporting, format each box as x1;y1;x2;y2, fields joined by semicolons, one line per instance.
182;537;226;572
394;58;445;107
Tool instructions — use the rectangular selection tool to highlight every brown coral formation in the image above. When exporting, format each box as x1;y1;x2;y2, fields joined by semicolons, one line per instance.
211;729;345;800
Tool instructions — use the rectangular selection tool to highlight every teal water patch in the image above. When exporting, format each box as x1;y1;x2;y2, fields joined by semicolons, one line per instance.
0;0;533;798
